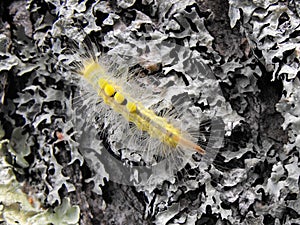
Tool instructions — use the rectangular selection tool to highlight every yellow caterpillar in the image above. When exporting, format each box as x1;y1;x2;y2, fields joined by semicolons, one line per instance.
80;59;205;156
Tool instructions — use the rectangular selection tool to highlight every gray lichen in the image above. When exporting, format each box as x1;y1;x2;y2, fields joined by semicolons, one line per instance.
0;123;80;225
1;0;299;224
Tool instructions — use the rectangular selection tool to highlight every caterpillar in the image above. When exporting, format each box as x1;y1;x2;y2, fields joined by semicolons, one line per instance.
59;39;224;186
81;59;205;155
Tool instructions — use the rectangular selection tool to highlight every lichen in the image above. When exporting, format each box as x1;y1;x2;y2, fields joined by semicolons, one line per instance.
1;0;300;224
0;123;80;225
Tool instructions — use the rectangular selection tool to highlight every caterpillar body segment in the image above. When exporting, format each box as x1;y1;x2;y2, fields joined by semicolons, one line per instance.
79;59;206;155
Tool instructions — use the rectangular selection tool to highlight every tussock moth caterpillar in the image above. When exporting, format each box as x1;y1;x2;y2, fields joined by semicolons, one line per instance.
57;38;225;186
81;59;205;154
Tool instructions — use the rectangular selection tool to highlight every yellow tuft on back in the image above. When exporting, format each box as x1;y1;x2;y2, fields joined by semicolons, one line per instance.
104;84;116;97
114;92;125;104
126;102;137;113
